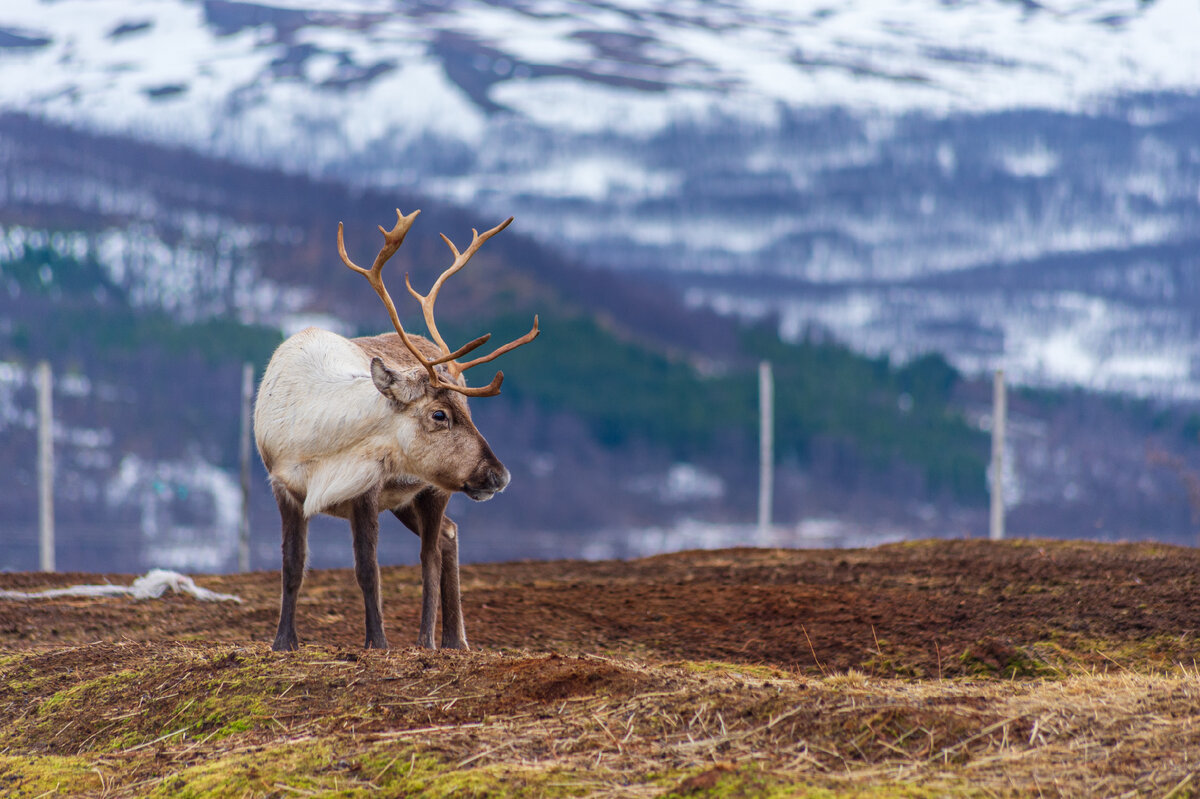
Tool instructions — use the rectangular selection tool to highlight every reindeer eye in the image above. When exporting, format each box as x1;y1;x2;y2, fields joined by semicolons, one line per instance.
432;410;448;423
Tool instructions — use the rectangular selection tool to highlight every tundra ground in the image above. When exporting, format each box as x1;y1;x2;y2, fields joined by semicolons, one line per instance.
2;539;1199;797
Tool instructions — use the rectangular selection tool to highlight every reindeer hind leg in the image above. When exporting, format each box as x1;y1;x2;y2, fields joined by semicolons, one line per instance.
393;491;463;649
272;486;307;652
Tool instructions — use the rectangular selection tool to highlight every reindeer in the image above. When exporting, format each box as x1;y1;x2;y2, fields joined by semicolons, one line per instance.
254;209;538;651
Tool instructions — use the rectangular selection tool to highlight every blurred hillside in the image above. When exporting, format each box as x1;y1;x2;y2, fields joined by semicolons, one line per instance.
3;0;1200;569
2;115;1199;571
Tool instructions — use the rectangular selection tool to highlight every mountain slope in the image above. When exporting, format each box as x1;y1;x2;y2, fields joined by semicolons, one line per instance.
3;0;1200;396
0;115;1000;572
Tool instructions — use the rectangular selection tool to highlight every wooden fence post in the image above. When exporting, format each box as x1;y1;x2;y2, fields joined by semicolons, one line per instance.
238;362;254;573
37;361;55;571
989;369;1007;541
758;361;774;541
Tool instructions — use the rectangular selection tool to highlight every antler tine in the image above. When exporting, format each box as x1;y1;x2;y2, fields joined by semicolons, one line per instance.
457;316;540;371
338;209;435;382
449;371;506;398
338;208;420;278
405;216;514;356
426;333;492;367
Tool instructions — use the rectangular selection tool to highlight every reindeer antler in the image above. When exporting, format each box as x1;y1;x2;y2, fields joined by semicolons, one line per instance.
338;209;539;397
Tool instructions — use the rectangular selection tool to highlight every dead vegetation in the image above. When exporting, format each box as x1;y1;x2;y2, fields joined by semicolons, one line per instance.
2;539;1200;797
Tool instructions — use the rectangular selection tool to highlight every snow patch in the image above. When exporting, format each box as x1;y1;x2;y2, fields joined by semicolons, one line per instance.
0;569;241;602
106;454;241;572
581;516;909;560
1000;143;1060;178
629;463;726;504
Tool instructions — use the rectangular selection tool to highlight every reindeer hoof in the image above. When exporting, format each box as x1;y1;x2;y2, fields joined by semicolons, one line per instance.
272;634;299;652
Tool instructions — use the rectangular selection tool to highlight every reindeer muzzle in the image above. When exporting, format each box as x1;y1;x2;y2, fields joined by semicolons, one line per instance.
463;464;511;502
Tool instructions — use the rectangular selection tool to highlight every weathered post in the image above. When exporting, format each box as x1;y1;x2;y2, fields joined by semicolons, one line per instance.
758;360;774;542
989;368;1007;541
238;362;254;573
36;361;55;571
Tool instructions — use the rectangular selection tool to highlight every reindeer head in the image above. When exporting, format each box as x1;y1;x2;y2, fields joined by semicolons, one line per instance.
364;354;507;500
339;209;538;501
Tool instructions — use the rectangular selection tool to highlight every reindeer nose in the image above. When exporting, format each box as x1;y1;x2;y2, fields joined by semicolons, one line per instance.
464;460;510;502
486;465;511;493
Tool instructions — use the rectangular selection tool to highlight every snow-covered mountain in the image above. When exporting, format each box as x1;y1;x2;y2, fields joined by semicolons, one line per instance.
3;0;1200;394
5;1;1199;135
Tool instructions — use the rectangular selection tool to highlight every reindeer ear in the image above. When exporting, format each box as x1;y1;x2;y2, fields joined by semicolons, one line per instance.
370;357;424;404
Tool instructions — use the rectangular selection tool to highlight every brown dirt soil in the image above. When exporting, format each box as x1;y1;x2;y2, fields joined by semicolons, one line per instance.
2;539;1200;797
3;538;1199;675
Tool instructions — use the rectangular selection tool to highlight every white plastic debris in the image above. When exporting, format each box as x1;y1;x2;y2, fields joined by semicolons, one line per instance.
0;569;242;603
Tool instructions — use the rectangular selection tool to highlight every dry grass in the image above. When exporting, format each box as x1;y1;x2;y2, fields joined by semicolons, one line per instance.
5;540;1200;797
2;643;1200;797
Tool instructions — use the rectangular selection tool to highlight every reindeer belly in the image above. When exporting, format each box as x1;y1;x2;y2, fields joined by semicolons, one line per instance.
379;479;427;513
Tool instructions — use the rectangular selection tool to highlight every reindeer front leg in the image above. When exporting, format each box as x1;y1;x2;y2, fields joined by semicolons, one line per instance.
437;517;468;650
394;489;459;649
350;488;389;649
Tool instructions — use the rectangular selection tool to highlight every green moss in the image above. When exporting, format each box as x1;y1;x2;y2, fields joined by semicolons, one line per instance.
658;762;793;798
956;644;1060;680
0;754;105;797
0;671;56;702
947;630;1200;678
658;762;984;798
144;739;595;799
158;693;272;745
33;669;146;720
4;652;295;754
144;740;340;798
0;748;998;799
364;747;594;798
1039;633;1200;675
140;659;293;746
